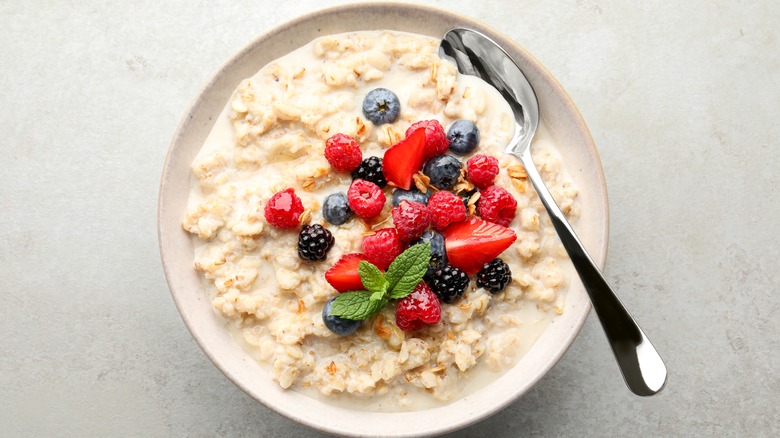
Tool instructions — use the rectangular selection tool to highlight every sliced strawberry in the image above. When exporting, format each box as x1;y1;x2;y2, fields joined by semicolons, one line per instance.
325;253;375;292
444;218;517;274
382;128;427;190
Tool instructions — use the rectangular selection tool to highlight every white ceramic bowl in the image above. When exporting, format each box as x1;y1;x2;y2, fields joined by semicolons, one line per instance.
158;3;609;436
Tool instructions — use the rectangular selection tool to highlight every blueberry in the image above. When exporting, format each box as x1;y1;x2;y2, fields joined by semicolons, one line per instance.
362;88;400;125
423;155;462;190
391;188;430;207
322;297;361;336
447;120;480;155
414;230;448;280
323;193;353;225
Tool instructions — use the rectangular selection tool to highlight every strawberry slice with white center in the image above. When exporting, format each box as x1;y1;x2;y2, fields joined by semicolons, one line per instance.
444;218;517;274
382;128;427;190
325;253;376;292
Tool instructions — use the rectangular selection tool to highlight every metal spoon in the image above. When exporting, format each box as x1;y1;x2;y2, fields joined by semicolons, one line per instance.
440;28;667;396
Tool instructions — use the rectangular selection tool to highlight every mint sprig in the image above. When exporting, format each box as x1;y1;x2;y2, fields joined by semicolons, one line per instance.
385;244;431;299
330;290;387;320
330;242;431;321
359;261;388;295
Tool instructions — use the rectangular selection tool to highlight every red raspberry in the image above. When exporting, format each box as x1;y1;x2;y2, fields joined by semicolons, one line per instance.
347;179;386;218
466;154;499;189
395;282;441;331
391;201;431;242
264;188;304;229
362;228;404;270
324;133;362;172
427;190;467;231
477;185;518;227
406;120;448;159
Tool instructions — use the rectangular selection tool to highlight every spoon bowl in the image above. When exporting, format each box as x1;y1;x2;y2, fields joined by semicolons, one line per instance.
440;28;667;396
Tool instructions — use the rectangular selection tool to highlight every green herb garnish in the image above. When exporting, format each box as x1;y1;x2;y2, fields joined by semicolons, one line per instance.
330;243;431;320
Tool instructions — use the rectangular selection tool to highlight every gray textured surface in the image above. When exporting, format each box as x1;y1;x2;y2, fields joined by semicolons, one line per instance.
1;0;778;436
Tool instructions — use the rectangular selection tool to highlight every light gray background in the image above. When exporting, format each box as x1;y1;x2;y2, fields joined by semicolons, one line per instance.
1;0;778;436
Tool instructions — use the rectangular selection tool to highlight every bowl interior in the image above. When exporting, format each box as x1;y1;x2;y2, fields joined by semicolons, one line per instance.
158;3;608;437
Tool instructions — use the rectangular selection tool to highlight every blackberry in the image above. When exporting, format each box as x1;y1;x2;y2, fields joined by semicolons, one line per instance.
476;258;512;293
298;224;335;261
428;264;469;304
352;156;387;188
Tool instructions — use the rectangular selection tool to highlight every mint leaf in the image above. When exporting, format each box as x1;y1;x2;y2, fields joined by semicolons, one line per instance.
386;243;431;299
370;289;386;302
330;291;387;320
330;245;430;319
359;261;388;294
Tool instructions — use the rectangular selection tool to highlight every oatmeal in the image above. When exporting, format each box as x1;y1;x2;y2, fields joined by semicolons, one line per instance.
182;30;579;409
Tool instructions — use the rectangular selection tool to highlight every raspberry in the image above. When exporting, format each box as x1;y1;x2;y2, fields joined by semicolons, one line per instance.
406;120;449;159
347;179;386;218
428;264;470;304
395;282;441;331
427;190;467;231
297;224;335;261
466;154;499;189
391;201;431;242
264;188;304;229
324;133;362;172
477;185;517;227
476;258;512;293
362;228;404;270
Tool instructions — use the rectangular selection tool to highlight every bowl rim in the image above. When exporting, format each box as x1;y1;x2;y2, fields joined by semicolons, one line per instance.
158;2;609;436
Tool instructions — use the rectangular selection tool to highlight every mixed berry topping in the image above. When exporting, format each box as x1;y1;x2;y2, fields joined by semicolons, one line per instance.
447;119;480;155
347;179;386;218
477;185;518;227
476;258;512;294
428;264;470;304
362;228;404;270
264;188;304;229
362;88;400;125
395;282;442;332
406;119;449;159
391;187;430;206
427;190;467;231
323;192;353;225
352;156;387;188
298;224;335;261
414;230;448;280
324;133;362;172
391;201;431;243
325;253;372;292
466;154;499;189
423;154;462;190
382;127;427;190
444;218;516;274
262;87;527;335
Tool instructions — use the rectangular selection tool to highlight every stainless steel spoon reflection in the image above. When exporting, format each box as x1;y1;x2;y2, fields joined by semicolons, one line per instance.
440;28;667;396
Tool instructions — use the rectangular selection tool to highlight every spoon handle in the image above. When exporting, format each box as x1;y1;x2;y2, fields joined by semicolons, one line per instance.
517;148;667;396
